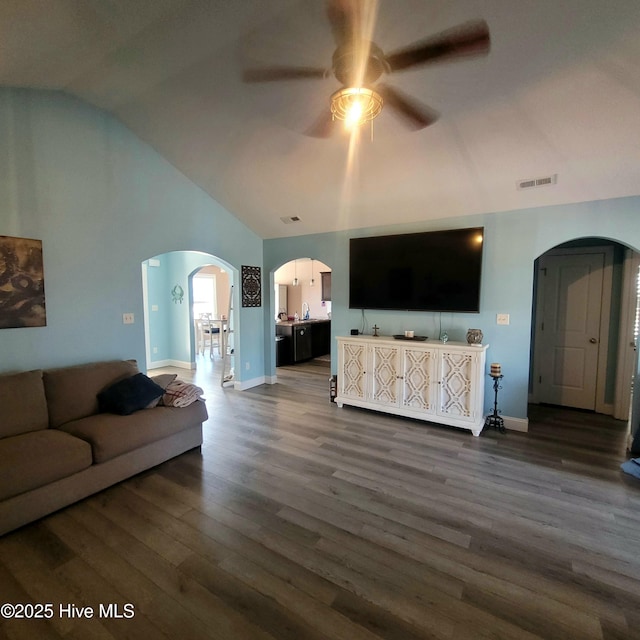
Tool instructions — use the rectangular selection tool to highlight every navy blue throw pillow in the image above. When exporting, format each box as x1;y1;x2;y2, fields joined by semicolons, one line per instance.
97;373;164;416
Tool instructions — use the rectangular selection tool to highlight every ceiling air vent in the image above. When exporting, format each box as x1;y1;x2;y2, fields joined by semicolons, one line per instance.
516;174;557;190
280;216;301;224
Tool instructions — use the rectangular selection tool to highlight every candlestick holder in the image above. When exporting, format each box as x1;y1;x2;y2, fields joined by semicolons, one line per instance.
484;374;505;433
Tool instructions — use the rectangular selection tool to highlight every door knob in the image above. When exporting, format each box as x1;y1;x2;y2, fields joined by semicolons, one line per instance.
589;338;598;344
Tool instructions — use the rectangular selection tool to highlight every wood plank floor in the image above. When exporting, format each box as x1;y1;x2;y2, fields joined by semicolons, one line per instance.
2;356;640;639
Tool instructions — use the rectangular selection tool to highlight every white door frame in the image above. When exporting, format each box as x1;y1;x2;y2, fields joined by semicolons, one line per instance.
615;250;640;421
531;245;614;414
141;262;151;370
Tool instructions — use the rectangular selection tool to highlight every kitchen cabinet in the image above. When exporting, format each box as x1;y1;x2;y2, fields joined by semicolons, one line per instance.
336;335;488;435
276;320;331;364
311;319;330;357
320;272;331;301
275;335;291;366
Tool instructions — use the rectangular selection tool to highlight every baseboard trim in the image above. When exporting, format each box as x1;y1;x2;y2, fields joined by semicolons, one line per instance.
503;415;529;432
148;359;194;370
235;375;267;391
264;375;278;385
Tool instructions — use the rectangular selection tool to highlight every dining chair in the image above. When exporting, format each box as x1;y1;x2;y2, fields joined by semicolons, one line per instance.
198;313;220;358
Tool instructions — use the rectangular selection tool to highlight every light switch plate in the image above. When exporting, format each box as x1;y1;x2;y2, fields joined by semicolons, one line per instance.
497;313;510;325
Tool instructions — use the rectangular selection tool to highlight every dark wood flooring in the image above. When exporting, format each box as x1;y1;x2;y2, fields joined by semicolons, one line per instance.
1;355;639;639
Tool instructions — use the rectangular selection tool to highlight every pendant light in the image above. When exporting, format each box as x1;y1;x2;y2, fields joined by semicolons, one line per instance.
292;259;299;287
310;259;315;287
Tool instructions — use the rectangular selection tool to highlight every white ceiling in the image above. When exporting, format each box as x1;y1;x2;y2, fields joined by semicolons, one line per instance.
2;0;640;239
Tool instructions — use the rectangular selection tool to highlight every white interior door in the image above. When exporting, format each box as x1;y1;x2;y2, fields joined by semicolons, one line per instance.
535;251;606;410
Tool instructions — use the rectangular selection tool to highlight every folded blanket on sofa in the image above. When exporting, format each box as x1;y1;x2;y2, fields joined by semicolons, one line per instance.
162;380;205;408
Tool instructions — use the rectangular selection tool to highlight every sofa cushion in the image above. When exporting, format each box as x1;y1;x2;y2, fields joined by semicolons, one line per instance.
44;360;138;428
97;373;164;416
146;373;178;408
0;370;49;438
0;430;93;501
58;400;208;463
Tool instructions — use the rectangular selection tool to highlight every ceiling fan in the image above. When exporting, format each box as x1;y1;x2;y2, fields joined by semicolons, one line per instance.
242;0;490;137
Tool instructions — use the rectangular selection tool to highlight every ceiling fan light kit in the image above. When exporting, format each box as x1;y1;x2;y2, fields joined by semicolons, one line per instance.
330;87;383;128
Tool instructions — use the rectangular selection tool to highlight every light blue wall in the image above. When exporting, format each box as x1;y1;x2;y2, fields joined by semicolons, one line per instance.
144;257;172;362
264;198;640;420
0;89;263;378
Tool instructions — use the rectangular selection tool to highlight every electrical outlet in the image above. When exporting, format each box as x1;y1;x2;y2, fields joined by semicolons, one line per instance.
153;347;158;354
497;313;510;325
123;313;135;324
245;361;250;371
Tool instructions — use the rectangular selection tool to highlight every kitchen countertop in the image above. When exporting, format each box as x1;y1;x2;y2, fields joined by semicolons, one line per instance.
276;318;331;326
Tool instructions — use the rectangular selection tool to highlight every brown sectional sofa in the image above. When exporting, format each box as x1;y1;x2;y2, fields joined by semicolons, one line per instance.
0;360;207;535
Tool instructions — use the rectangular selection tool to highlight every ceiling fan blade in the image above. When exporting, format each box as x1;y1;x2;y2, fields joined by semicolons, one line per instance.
243;66;327;83
326;0;354;46
305;109;334;138
385;19;490;72
377;84;439;130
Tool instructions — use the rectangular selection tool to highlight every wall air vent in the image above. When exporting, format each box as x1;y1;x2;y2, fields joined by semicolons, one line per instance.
280;216;301;224
516;174;557;190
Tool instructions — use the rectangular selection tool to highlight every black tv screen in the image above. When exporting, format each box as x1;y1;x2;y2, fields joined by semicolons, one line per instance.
349;227;484;312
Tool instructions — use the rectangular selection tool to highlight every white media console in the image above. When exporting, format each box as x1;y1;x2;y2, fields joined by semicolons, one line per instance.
336;335;488;436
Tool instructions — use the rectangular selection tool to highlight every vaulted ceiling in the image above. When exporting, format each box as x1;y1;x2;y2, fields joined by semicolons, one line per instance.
2;0;640;238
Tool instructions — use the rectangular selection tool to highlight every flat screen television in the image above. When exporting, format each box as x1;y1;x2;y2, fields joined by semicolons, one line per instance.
349;227;484;312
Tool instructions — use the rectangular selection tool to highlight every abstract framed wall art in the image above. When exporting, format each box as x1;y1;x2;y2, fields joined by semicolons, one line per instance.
0;235;46;328
241;265;261;307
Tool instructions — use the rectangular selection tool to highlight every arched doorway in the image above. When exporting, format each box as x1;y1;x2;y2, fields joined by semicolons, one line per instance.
529;238;639;423
141;251;236;380
273;257;332;375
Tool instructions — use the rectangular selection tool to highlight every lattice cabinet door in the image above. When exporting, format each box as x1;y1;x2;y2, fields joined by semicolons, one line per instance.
401;347;436;412
436;350;478;422
338;340;368;401
369;344;401;406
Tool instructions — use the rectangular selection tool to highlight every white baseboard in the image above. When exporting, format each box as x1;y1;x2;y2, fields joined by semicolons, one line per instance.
234;375;267;391
264;375;278;385
503;415;529;432
147;359;194;370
